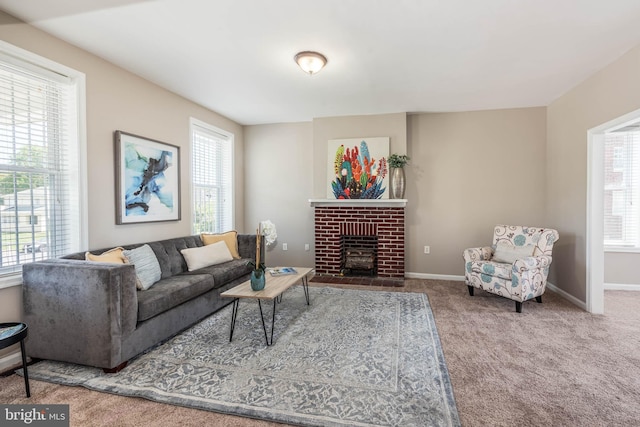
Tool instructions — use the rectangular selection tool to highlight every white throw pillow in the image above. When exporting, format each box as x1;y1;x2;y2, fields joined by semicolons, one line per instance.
122;244;162;291
492;241;535;264
181;241;233;271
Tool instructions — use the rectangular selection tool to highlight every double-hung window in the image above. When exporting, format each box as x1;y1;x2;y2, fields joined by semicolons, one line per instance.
0;42;85;280
190;118;233;234
603;125;640;250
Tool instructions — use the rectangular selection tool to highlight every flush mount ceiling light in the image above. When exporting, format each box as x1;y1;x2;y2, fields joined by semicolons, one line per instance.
294;51;327;75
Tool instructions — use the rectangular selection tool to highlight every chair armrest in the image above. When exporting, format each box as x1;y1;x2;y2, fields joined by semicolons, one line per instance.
463;246;492;262
512;255;552;272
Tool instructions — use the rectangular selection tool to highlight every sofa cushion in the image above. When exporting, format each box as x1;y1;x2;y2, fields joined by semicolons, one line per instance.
160;236;203;276
469;260;512;281
201;231;240;259
136;274;215;322
183;258;253;289
181;241;233;271
145;236;203;278
146;241;173;280
123;244;162;290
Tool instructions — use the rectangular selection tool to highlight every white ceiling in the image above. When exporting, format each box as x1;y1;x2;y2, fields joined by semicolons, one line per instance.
2;0;640;125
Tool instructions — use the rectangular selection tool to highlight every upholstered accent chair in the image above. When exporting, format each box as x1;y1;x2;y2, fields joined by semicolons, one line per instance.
463;225;559;313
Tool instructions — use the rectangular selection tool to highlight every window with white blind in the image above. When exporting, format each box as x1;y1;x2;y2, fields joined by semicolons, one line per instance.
0;43;85;279
604;125;640;249
190;118;233;234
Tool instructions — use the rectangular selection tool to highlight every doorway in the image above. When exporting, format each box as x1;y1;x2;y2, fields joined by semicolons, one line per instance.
587;107;640;314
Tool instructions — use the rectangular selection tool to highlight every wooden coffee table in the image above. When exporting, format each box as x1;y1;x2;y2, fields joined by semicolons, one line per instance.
221;267;312;346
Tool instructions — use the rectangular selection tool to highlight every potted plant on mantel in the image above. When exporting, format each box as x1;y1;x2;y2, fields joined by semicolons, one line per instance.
387;154;410;199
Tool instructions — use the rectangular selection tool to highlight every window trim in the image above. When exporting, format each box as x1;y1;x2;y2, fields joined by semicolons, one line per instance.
188;118;235;234
603;126;640;250
0;40;88;288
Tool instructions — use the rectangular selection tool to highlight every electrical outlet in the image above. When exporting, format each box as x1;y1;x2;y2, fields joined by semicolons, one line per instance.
283;243;288;251
424;246;430;254
305;243;310;251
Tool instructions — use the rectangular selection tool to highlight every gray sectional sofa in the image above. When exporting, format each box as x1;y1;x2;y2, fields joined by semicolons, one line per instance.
22;234;261;371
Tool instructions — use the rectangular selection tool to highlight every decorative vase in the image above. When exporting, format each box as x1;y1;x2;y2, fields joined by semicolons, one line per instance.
250;269;265;291
390;167;406;199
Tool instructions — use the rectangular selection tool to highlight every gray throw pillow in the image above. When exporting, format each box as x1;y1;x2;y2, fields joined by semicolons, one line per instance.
123;244;162;290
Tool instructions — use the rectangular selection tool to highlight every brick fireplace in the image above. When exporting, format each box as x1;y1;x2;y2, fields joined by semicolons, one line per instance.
310;200;406;281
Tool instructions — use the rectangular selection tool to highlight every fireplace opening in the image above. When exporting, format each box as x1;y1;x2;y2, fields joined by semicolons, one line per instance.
340;235;378;276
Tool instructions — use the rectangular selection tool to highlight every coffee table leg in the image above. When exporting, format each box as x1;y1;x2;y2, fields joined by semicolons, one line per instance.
20;339;30;398
302;275;310;305
270;299;277;344
229;299;240;342
257;299;278;346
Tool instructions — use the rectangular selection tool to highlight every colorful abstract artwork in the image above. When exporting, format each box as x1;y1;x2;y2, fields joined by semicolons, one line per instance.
327;137;389;199
115;131;180;224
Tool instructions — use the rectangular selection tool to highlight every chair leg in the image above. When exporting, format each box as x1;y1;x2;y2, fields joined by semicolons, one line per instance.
535;296;542;303
515;301;522;313
467;285;474;296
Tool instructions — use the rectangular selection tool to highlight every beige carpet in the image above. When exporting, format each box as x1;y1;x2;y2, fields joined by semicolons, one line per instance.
2;279;639;426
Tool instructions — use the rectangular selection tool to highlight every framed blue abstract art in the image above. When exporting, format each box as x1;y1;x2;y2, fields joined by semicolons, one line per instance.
114;131;181;224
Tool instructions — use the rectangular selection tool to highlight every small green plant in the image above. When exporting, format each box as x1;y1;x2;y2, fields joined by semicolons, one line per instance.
388;154;410;168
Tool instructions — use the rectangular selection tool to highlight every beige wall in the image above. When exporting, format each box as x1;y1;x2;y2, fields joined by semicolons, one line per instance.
244;122;314;268
0;11;245;251
605;252;640;285
547;44;640;301
312;113;408;198
406;108;548;275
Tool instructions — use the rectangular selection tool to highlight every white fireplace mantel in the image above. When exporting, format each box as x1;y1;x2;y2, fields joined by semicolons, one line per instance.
308;199;407;208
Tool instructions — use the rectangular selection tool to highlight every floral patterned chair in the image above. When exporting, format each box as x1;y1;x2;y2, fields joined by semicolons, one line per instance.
463;225;559;313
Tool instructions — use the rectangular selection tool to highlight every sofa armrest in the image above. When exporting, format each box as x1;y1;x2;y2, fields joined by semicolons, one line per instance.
512;255;552;272
22;259;138;369
463;246;492;263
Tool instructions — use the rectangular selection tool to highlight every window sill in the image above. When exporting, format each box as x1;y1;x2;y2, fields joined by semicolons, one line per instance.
0;275;22;290
604;247;640;254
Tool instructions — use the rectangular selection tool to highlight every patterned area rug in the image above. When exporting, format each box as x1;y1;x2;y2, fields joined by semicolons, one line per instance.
24;286;460;426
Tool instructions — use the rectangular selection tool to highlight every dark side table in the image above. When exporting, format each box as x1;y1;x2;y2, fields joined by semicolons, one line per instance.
0;322;30;397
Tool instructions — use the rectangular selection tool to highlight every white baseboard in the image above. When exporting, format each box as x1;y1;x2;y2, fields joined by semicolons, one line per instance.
604;283;640;291
0;350;23;374
405;272;465;281
405;274;590;311
546;282;587;311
